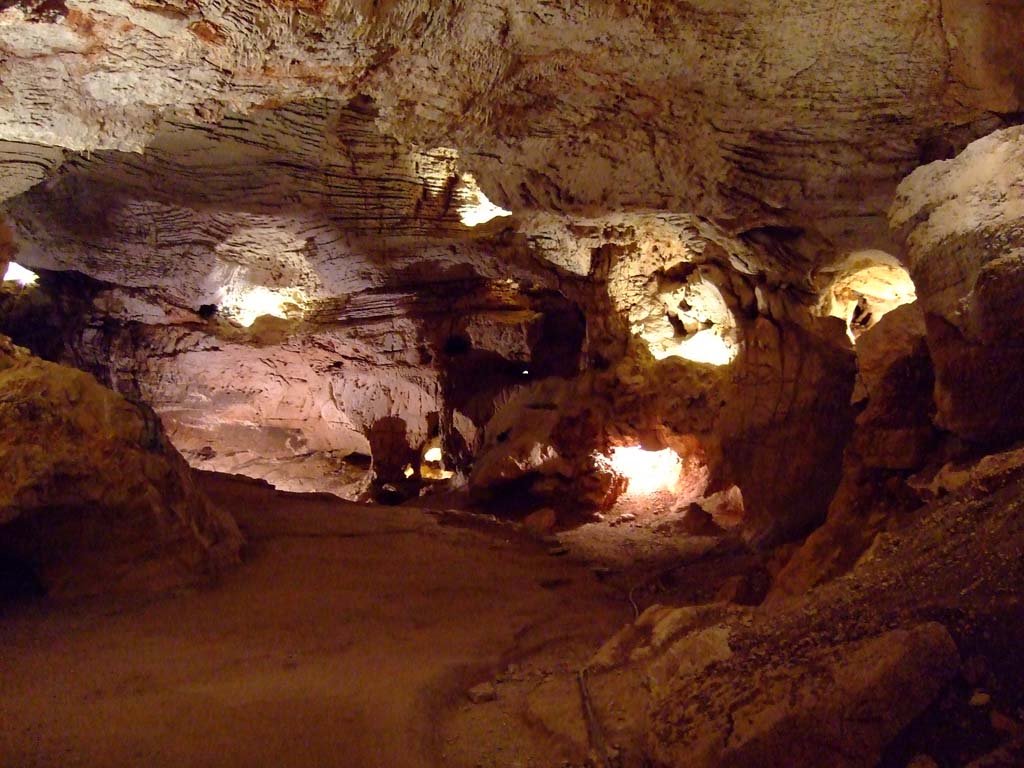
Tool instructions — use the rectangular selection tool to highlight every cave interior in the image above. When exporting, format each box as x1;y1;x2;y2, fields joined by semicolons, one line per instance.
1;2;1024;767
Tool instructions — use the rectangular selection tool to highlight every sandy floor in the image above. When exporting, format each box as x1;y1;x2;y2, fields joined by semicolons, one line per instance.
0;473;632;768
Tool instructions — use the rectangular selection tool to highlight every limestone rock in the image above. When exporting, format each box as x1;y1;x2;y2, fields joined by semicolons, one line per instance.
768;304;935;600
644;623;959;768
467;682;498;704
2;0;1012;541
891;127;1024;443
1;0;1019;245
522;507;557;535
0;336;241;597
713;315;856;546
521;442;1024;767
468;378;579;506
852;303;935;470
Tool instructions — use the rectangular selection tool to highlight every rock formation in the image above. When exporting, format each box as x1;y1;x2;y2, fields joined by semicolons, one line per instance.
0;334;241;597
0;1;1023;765
891;126;1024;445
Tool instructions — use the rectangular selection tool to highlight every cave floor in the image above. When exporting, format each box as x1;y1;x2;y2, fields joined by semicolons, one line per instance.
0;473;645;768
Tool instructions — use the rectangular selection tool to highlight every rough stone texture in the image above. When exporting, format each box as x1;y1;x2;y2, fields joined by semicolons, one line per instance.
521;443;1024;767
1;107;856;536
468;304;854;542
0;335;241;597
0;3;1021;765
0;98;605;501
891;127;1024;444
0;141;63;203
0;0;1020;248
767;302;936;600
646;621;958;768
0;0;1018;535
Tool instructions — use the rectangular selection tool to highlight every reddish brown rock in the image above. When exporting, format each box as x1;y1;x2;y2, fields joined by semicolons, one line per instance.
0;336;241;597
768;303;935;601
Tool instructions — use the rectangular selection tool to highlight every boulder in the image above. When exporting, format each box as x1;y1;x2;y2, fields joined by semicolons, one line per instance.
891;126;1024;444
642;622;959;768
0;336;241;598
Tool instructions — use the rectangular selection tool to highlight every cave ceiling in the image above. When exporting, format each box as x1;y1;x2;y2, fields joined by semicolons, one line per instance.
1;0;1021;255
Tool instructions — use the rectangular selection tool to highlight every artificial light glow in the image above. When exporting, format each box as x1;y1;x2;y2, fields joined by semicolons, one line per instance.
209;258;310;328
457;173;512;227
635;269;739;366
414;147;512;227
3;261;37;286
403;464;415;479
663;329;736;366
233;287;290;327
215;284;307;328
823;252;917;341
608;446;683;495
420;441;454;480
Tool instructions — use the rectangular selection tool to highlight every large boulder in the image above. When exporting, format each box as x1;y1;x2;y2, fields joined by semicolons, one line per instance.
634;619;958;768
454;442;1024;767
0;336;241;598
891;126;1024;445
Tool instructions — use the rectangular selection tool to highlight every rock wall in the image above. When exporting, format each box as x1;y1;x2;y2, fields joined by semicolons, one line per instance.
0;94;860;537
2;0;1019;539
0;335;241;598
772;126;1024;599
519;443;1024;766
891;126;1024;445
767;302;936;600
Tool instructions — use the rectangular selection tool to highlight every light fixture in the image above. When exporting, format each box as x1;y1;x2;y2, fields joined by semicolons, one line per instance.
423;446;443;463
3;262;38;286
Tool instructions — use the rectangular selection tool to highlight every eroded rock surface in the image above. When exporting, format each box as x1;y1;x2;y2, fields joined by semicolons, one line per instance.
0;335;241;597
891;126;1024;444
1;0;1021;245
450;444;1024;767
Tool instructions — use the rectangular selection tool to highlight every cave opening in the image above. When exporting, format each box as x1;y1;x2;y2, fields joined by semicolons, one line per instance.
821;250;918;342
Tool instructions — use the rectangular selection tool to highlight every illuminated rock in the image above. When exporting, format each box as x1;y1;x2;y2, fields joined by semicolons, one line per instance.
891;126;1024;443
0;0;1015;542
818;251;917;341
608;446;684;495
2;261;36;287
0;0;1018;247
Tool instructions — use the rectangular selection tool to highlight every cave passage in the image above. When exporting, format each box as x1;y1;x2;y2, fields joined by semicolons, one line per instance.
2;3;1024;767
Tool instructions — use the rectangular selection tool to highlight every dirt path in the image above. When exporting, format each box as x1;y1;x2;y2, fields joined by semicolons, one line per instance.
0;474;630;768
